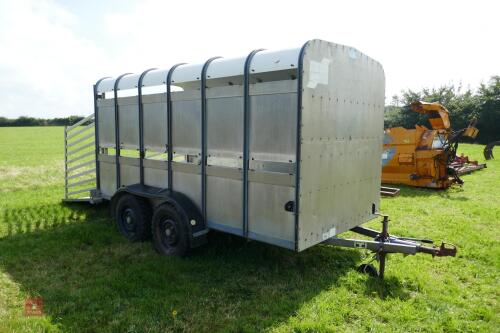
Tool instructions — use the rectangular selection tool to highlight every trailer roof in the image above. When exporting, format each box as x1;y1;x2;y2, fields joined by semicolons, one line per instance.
96;47;301;93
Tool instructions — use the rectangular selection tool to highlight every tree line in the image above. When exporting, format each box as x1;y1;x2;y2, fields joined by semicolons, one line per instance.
385;76;499;144
0;115;84;127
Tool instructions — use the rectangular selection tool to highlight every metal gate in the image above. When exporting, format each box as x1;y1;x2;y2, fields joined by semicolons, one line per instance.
63;114;99;203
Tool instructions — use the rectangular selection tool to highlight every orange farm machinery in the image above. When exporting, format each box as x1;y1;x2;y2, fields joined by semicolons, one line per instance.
382;101;483;189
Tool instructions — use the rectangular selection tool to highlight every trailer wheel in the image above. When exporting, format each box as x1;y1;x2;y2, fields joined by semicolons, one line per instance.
115;194;152;241
357;263;379;277
152;204;189;257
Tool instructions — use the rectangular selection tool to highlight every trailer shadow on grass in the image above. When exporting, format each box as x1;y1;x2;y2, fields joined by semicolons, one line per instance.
0;203;408;332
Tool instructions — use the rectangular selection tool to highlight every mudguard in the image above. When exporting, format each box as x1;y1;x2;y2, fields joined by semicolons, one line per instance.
112;184;208;248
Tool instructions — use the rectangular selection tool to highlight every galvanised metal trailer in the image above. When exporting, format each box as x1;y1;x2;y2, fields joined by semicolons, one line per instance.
63;39;456;277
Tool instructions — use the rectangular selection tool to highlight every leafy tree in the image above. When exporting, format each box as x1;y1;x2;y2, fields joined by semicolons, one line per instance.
476;76;500;143
385;76;499;143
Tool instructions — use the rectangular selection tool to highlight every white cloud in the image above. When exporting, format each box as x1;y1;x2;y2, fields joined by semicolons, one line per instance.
0;0;107;117
0;0;499;118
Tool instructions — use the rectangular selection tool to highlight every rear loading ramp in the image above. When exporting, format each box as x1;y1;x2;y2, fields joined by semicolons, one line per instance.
63;114;99;203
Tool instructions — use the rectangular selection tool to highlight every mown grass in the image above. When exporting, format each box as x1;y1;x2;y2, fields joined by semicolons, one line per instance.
0;126;498;332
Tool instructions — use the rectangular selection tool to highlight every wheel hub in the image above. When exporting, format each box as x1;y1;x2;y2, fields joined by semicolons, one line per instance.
121;208;137;233
162;219;178;246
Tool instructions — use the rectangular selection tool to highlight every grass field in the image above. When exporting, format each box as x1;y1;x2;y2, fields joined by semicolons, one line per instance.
0;126;498;333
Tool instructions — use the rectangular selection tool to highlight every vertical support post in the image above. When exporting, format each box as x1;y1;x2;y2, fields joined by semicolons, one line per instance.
113;73;132;190
64;126;68;199
379;250;387;279
378;215;389;279
201;57;221;222
166;63;185;192
93;77;109;194
381;215;389;239
294;42;309;251
243;49;264;238
138;68;157;186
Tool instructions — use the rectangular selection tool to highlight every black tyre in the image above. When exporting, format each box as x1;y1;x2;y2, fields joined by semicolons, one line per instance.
152;203;189;257
357;263;379;277
115;194;152;241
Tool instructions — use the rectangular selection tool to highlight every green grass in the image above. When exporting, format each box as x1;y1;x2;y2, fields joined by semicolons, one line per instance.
0;126;498;332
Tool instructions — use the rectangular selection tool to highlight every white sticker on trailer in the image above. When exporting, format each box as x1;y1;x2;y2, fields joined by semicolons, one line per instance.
354;241;367;249
307;58;330;89
322;227;336;240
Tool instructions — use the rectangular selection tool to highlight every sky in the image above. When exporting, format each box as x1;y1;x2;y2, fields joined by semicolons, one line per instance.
0;0;498;118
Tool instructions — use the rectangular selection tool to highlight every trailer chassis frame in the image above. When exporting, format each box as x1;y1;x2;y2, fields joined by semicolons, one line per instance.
324;215;457;278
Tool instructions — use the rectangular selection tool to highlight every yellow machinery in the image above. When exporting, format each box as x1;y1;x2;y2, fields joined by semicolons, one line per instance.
382;101;479;189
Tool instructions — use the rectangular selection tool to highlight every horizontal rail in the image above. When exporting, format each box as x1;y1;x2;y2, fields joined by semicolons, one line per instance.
67;160;95;172
146;151;165;159
324;237;419;255
67;151;95;164
67;142;94;156
67;177;96;188
66;123;95;140
67;187;95;197
67;132;94;148
67;168;95;180
66;114;94;131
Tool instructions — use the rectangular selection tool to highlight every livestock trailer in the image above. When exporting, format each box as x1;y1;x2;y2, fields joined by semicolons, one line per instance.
64;39;455;277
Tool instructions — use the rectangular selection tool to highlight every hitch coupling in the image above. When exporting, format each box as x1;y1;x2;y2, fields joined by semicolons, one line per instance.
324;215;458;278
418;242;457;257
